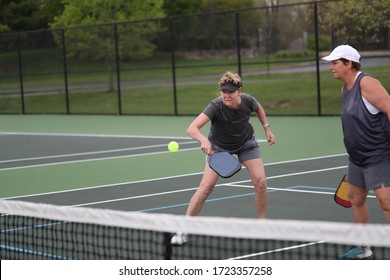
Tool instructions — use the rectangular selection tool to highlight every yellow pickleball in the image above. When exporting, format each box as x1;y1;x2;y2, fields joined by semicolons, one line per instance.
168;141;179;152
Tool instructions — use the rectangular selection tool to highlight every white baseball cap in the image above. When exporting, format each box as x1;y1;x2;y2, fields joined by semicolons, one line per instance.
321;45;361;63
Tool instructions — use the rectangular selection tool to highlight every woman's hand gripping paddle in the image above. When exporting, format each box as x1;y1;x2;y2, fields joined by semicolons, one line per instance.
208;151;241;178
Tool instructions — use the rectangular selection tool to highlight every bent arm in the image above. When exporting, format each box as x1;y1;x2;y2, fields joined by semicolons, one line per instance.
187;113;212;154
255;103;276;146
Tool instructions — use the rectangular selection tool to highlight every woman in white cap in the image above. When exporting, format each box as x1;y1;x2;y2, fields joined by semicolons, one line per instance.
322;45;390;259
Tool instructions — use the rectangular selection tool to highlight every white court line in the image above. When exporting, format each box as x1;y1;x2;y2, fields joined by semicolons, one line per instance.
1;172;205;200
229;185;376;199
0;138;268;171
264;153;347;166
0;147;200;171
72;188;200;207
235;185;335;195
0;141;198;164
225;165;348;185
72;185;347;208
0;131;193;139
1;154;349;202
229;240;327;260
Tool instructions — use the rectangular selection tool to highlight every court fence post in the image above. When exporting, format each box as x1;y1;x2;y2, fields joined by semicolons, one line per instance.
114;23;122;115
235;11;242;77
169;17;178;116
61;28;70;115
314;2;322;116
17;35;25;114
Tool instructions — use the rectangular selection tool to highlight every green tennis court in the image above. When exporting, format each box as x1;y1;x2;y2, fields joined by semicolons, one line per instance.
0;114;385;223
2;114;390;261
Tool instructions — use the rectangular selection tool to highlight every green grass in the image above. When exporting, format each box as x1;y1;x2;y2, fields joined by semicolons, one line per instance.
0;48;389;115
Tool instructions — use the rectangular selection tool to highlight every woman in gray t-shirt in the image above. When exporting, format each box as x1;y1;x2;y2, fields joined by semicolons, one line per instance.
171;71;276;245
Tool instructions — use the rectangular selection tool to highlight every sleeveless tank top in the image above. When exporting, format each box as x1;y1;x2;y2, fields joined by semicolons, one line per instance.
341;72;390;166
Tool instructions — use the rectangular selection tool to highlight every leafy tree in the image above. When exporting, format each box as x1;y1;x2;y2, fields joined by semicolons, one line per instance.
0;0;64;32
190;0;261;50
163;0;203;16
155;0;203;51
201;0;256;12
0;24;10;33
50;0;165;91
316;0;389;48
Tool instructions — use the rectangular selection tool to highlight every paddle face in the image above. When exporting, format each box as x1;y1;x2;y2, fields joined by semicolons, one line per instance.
334;174;352;208
208;152;241;178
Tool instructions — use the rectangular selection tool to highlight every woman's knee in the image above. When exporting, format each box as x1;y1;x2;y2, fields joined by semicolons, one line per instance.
347;184;368;207
376;192;390;211
198;181;216;197
252;177;267;193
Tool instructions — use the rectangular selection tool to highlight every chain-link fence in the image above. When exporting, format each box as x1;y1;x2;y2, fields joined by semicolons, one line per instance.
0;1;389;116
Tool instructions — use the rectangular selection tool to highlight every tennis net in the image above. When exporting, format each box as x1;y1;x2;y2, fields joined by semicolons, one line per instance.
1;199;390;260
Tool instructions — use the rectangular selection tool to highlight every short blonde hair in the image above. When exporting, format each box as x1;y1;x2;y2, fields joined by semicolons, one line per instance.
218;71;242;87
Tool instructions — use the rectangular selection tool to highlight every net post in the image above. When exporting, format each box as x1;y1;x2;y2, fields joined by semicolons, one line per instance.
163;232;173;260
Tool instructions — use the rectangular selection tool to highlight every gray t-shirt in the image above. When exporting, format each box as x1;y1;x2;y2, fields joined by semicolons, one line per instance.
341;72;390;166
203;93;260;150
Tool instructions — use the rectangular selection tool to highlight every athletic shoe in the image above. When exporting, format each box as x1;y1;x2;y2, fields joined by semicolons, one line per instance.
170;232;188;246
337;245;373;260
